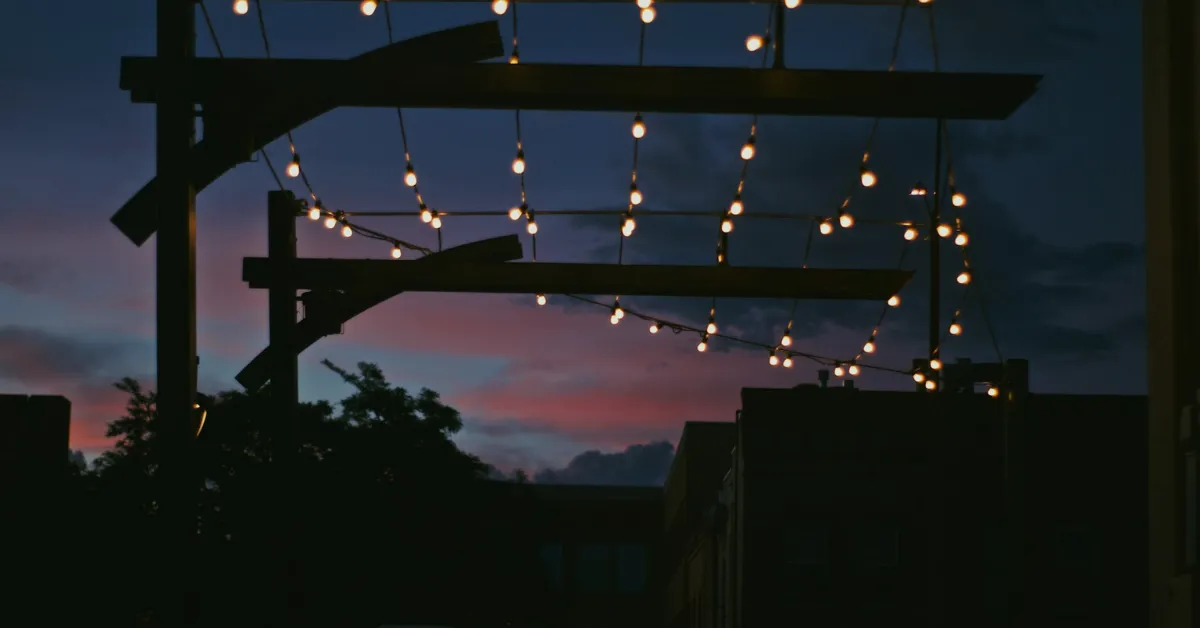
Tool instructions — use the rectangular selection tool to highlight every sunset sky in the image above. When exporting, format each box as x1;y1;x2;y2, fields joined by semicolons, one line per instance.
0;0;1143;476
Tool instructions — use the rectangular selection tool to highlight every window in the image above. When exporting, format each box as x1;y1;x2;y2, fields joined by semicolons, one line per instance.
576;543;614;593
784;520;830;566
615;543;647;593
538;542;565;591
848;521;899;568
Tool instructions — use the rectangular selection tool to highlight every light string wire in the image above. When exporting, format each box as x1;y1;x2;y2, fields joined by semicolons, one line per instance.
506;1;546;306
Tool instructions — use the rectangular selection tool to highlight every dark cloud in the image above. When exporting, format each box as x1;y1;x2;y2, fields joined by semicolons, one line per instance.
534;441;675;487
0;326;129;386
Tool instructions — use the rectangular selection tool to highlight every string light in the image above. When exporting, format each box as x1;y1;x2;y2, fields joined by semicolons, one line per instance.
632;115;646;139
904;226;919;240
819;220;834;235
233;0;249;16
740;135;757;161
391;244;403;259
888;295;901;307
987;386;999;397
404;163;417;187
492;0;508;15
957;270;972;285
954;230;969;247
286;153;301;178
649;321;660;334
746;35;764;52
697;335;709;352
951;187;967;207
936;223;952;238
785;0;802;8
360;0;378;17
859;159;877;188
536;293;547;306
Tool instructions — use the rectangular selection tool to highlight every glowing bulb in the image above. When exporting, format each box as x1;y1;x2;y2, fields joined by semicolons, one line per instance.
637;0;653;8
860;168;877;188
784;0;801;8
431;216;442;229
919;0;933;4
745;35;764;52
623;216;636;232
640;6;656;23
925;379;937;391
526;220;538;235
308;207;320;221
936;223;952;238
904;227;918;241
508;207;523;221
510;50;519;65
769;352;779;366
706;321;717;335
863;341;876;354
697;339;708;352
391;245;403;259
848;364;861;376
360;0;377;16
632;115;646;139
887;295;900;307
721;219;734;233
783;357;793;368
323;216;337;229
955;232;969;247
341;224;353;238
834;366;846;378
536;293;547;306
404;165;417;187
839;212;854;229
286;154;300;178
611;314;620;325
233;0;249;15
987;386;999;398
740;138;756;160
910;185;928;196
492;0;508;14
420;208;433;223
957;270;972;285
622;224;635;238
729;198;744;216
630;185;643;205
951;191;967;207
930;358;942;371
949;322;962;336
615;307;625;320
780;332;792;347
913;372;926;384
819;220;834;235
512;153;526;175
649;322;660;334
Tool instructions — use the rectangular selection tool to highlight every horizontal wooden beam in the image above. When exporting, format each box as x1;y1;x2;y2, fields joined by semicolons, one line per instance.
121;60;1042;120
242;259;914;300
274;0;910;4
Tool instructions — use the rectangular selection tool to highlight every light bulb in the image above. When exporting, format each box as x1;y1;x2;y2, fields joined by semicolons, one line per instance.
783;357;793;368
860;167;877;188
930;358;942;370
536;293;547;306
780;332;792;347
936;223;952;238
510;49;519;65
706;321;717;335
919;0;933;4
987;386;999;398
721;219;734;233
729;198;744;216
637;0;653;8
431;216;442;229
887;295;900;307
848;364;861;376
839;212;854;229
622;224;635;238
360;0;377;16
904;227;918;241
957;270;972;285
863;341;875;354
508;207;523;221
404;164;417;187
745;35;764;52
955;232;969;247
512;152;526;175
769;353;779;366
526;220;538;235
341;224;353;238
697;339;708;352
640;6;656;23
630;184;643;205
324;216;337;229
613;307;624;320
632;115;646;139
308;207;320;221
233;0;249;15
391;245;403;259
910;185;928;196
740;138;756;160
784;0;801;8
420;208;433;223
286;154;300;178
623;216;636;232
649;322;660;334
834;366;845;377
611;314;620;325
913;372;926;384
951;190;967;207
925;379;937;391
492;0;508;14
949;322;962;336
819;220;834;235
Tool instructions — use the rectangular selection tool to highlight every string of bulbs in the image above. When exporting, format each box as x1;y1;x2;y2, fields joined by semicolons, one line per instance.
221;0;1004;392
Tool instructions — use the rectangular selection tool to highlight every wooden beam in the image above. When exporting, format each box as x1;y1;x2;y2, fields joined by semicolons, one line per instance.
121;60;1042;120
275;0;909;4
242;259;914;300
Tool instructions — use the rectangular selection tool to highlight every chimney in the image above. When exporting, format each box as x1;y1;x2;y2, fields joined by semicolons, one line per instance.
818;369;830;388
843;380;855;390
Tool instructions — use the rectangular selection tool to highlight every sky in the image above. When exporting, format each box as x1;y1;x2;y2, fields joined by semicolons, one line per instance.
0;0;1144;480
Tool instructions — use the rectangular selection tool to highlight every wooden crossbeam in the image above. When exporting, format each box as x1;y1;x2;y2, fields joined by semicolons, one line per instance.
242;259;914;300
276;0;909;4
121;60;1042;120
